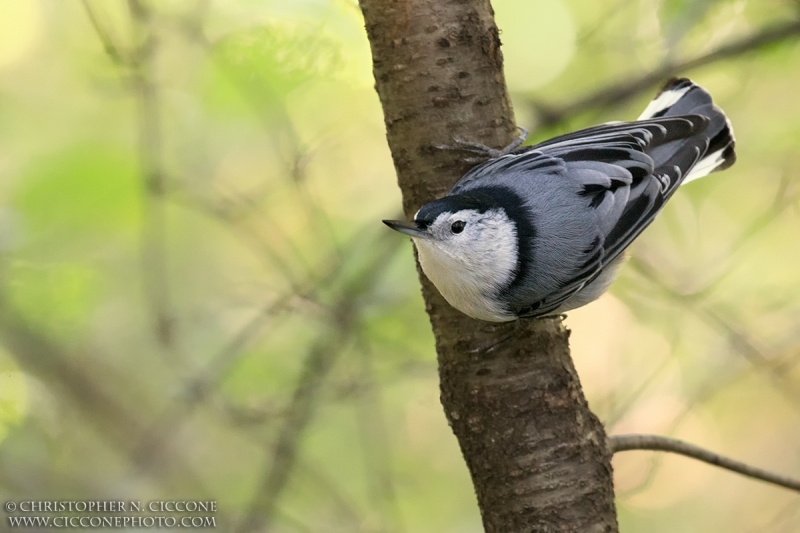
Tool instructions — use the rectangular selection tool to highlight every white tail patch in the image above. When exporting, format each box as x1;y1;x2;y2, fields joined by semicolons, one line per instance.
684;117;736;184
638;85;692;120
683;147;727;184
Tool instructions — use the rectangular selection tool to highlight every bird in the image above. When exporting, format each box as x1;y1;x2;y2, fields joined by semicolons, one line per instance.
383;78;736;322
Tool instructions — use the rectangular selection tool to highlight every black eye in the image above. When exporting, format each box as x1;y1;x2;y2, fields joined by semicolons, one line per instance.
451;220;465;234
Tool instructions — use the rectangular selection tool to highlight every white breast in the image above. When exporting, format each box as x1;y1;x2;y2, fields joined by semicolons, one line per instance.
413;216;519;322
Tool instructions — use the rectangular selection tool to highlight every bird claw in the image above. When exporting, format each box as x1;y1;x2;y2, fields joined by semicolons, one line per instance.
503;126;528;153
466;319;527;354
461;156;490;164
433;127;528;163
467;331;515;354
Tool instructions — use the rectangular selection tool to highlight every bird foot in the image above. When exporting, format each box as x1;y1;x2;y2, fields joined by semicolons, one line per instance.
466;319;528;354
433;127;528;162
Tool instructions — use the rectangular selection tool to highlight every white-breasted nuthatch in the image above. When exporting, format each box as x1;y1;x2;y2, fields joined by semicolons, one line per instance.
384;78;736;322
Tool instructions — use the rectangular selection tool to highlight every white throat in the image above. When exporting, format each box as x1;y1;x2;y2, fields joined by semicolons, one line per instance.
413;210;518;322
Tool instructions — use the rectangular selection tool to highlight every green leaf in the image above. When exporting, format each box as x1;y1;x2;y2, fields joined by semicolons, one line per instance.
213;23;345;102
14;143;139;249
6;261;104;336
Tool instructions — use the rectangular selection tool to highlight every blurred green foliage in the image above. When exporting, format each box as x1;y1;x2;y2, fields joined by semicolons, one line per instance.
0;0;798;532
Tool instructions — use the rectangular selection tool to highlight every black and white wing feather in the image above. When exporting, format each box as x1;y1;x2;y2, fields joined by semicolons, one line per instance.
450;78;736;318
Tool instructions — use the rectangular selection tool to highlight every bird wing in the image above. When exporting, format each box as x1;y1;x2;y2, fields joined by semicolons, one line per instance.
452;116;710;318
536;115;709;258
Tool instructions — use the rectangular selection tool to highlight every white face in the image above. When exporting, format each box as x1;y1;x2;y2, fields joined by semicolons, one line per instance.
412;208;519;322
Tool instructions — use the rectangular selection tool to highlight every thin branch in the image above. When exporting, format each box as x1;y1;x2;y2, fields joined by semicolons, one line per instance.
533;19;800;127
606;189;799;429
294;458;369;530
174;19;346;276
0;297;216;500
81;0;133;66
610;434;800;494
131;300;285;466
213;189;319;287
613;340;800;498
629;257;800;413
132;217;392;463
354;335;405;533
669;182;800;302
603;352;674;429
236;328;348;533
126;1;179;352
236;237;402;533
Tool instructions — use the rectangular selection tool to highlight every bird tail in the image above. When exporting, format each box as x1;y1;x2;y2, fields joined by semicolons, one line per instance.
638;78;736;184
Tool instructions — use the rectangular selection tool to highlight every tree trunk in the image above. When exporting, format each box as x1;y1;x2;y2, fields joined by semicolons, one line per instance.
358;0;619;531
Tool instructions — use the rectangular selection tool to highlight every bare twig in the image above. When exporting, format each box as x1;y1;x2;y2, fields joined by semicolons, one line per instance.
182;192;309;292
0;297;216;499
133;193;390;479
236;334;348;533
81;0;133;66
603;352;674;428
130;300;286;466
176;20;345;278
613;339;800;499
126;0;180;352
668;182;800;301
610;434;800;494
606;188;800;428
236;237;402;533
354;336;405;533
533;19;800;126
83;2;177;347
294;458;369;529
132;216;392;463
629;257;800;411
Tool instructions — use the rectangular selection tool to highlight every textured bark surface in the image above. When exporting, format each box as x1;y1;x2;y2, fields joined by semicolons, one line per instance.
359;0;619;531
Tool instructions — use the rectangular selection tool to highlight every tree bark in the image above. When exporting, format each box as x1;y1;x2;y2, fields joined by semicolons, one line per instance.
358;0;618;531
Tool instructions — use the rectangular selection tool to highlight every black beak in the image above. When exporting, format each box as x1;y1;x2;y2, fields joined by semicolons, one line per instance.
382;219;429;239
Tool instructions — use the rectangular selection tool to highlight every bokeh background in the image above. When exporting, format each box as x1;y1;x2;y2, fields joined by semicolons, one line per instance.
0;0;799;531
